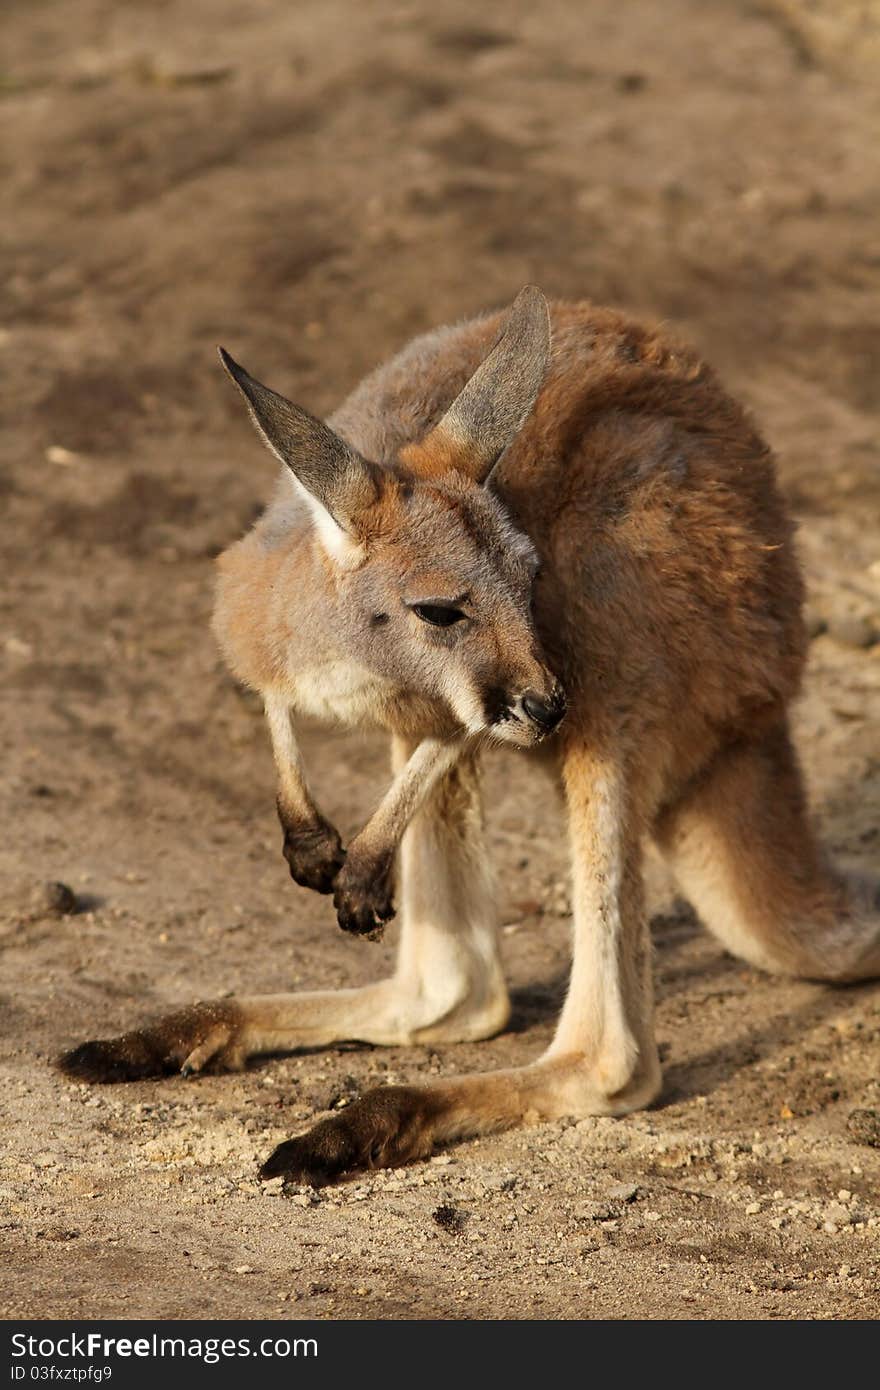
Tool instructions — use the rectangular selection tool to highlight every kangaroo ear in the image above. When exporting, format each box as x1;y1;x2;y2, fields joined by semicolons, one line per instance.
417;285;551;485
219;348;375;562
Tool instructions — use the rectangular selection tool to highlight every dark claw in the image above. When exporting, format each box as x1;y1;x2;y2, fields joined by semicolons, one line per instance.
57;1035;176;1084
55;1002;243;1083
278;807;346;895
333;888;395;939
332;850;396;939
259;1086;439;1186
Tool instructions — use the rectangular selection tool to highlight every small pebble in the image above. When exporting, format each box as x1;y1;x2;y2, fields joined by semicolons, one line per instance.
32;881;78;917
827;613;877;650
608;1182;638;1203
804;606;827;639
287;1191;317;1208
46;445;81;466
847;1109;880;1148
433;1204;467;1235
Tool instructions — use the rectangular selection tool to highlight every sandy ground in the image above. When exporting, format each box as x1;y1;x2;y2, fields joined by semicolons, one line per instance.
2;0;880;1320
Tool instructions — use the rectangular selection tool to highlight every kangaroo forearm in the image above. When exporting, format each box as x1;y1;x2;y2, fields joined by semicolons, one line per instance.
353;735;468;860
333;735;468;937
265;692;345;893
265;692;317;821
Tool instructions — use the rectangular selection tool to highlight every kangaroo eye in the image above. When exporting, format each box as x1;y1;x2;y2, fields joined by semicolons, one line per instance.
412;603;466;628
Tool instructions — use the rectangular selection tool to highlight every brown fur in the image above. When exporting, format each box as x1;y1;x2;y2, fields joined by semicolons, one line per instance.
57;290;879;1191
58;1001;246;1083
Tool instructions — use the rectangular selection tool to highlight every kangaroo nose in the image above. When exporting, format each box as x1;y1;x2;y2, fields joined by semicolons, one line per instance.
522;688;566;733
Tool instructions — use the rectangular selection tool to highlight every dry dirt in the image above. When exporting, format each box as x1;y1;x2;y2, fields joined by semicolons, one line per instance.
2;0;880;1321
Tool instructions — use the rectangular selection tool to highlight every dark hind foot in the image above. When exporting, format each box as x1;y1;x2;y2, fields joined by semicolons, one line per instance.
58;1034;176;1083
260;1085;441;1186
56;1001;246;1083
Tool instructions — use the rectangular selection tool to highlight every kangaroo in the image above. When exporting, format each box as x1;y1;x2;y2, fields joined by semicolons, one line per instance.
59;287;880;1185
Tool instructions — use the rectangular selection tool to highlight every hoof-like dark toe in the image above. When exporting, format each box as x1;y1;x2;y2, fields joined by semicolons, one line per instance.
56;1034;175;1083
259;1124;361;1185
259;1085;440;1187
55;1001;244;1084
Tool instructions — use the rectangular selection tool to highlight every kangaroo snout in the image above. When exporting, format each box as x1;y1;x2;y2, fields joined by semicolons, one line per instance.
487;677;566;745
522;687;567;734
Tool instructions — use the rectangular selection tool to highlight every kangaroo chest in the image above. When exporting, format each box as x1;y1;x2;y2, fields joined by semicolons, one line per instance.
289;657;396;727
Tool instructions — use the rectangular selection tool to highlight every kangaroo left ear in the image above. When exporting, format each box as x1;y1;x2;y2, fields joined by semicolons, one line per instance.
412;285;551;485
219;347;377;566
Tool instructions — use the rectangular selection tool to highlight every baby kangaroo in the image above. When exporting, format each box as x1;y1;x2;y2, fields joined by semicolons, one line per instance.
59;287;880;1185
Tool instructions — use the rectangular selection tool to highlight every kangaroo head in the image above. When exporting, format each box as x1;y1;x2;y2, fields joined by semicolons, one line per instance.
220;286;565;746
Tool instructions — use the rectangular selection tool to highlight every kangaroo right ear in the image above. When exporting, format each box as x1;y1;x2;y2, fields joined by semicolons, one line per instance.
403;286;551;486
218;348;376;563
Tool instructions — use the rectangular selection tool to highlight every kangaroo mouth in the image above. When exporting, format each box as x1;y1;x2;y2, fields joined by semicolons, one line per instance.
483;686;567;747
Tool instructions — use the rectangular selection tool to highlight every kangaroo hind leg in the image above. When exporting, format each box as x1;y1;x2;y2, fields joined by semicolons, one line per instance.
653;721;880;983
260;739;663;1186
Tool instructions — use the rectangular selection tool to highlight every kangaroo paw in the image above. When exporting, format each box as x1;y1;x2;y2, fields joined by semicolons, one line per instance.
56;1001;246;1083
332;852;396;940
259;1085;439;1186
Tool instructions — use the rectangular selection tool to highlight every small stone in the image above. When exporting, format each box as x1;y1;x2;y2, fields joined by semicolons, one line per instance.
804;605;827;639
32;881;78;917
608;1182;638;1203
5;636;33;657
46;445;81;466
432;1204;467;1235
827;613;877;650
745;1202;761;1215
837;1189;852;1202
573;1200;612;1222
847;1109;880;1148
233;1265;253;1274
823;1203;852;1227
